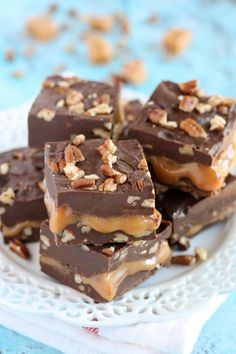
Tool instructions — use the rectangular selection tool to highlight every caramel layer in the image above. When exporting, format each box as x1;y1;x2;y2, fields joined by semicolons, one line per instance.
2;220;41;237
150;143;236;192
41;240;171;301
45;192;161;235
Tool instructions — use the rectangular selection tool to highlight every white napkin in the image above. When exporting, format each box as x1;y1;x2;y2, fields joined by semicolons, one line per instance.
0;296;226;354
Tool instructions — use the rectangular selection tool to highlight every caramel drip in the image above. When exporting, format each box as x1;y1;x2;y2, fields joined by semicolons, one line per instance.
150;143;236;192
41;240;172;301
3;220;41;237
45;191;161;235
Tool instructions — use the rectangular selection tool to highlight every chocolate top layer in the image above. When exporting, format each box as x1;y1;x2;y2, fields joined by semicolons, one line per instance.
45;138;155;216
128;80;236;165
0;148;45;226
0;148;43;203
29;75;120;148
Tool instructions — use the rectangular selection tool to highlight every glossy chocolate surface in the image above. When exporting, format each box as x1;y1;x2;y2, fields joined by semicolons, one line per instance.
128;81;236;165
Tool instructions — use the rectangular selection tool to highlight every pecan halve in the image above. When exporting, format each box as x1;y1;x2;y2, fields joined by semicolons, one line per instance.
171;255;196;266
9;239;31;260
64;144;85;164
180;118;207;138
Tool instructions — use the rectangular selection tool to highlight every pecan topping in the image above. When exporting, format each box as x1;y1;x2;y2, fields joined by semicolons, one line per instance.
68;102;84;114
56;99;65;108
9;239;30;260
179;95;199;112
136;178;144;191
138;159;148;171
100;164;116;177
98;139;117;155
179;80;199;94
88;16;113;32
58;159;66;172
37;108;55;121
42;79;55;89
210;115;226;131
195;103;212;114
86;35;113;64
101;246;115;256
86;103;113;116
73;134;86;146
71;178;96;189
114;59;147;85
101;152;117;166
171;255;196;266
148;108;167;124
0;187;15;205
0;162;9;175
113;173;127;184
99;178;117;192
64;164;85;180
162;28;192;56
26;16;58;42
64;144;85;164
65;90;83;106
13;151;24;160
180;118;207;138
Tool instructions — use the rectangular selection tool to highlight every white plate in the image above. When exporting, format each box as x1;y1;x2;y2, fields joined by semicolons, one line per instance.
0;93;236;327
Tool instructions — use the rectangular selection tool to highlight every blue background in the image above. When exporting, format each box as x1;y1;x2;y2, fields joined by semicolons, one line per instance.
0;0;236;353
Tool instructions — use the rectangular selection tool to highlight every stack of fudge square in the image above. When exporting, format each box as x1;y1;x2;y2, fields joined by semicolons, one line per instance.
1;75;236;303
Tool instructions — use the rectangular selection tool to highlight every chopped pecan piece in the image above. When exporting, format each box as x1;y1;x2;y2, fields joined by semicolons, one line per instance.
64;164;85;180
86;103;113;116
148;108;167;124
65;90;83;106
113;173;127;184
72;134;86;146
71;178;96;189
88;16;113;32
162;28;192;56
180;118;207;138
100;164;116;177
217;105;229;115
99;178;117;192
195;247;208;261
58;159;66;172
114;59;147;85
179;80;199;94
0;187;15;205
68;102;84;114
37;108;55;121
101;152;117;166
195;103;212;114
138;159;148;171
0;162;9;175
86;35;113;64
42;79;55;89
26;16;58;42
171;255;196;266
179;95;199;112
210;115;226;131
9;239;30;260
101;246;115;256
64;144;85;164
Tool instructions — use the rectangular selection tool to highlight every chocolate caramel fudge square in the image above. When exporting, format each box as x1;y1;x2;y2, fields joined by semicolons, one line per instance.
44;138;161;241
156;175;236;242
28;75;121;164
40;220;172;302
0;148;47;243
128;80;236;196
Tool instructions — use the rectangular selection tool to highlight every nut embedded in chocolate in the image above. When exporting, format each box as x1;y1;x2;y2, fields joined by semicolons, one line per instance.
179;80;199;94
71;178;96;189
178;95;199;112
